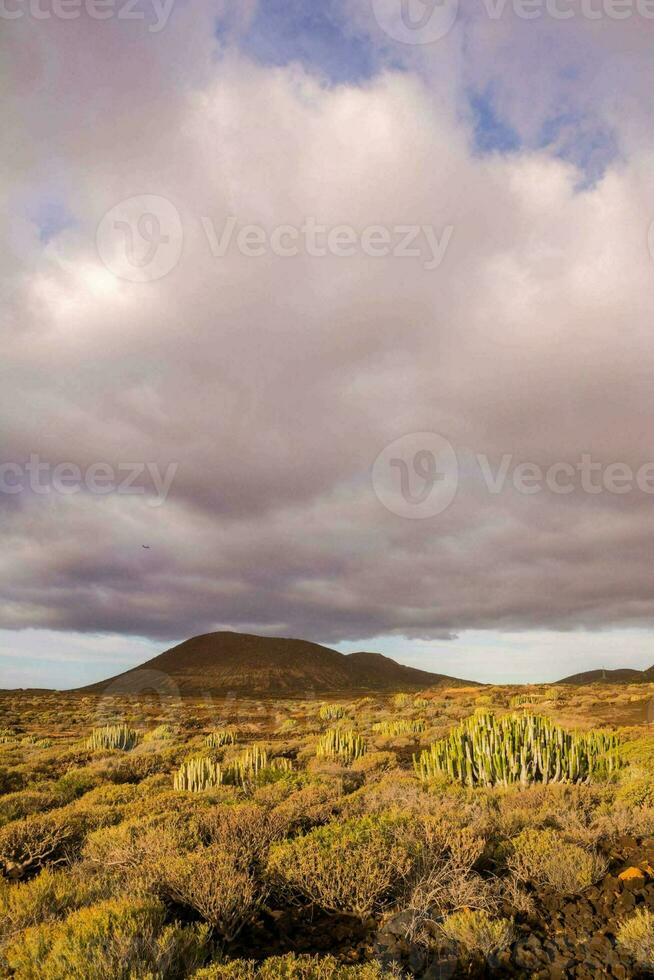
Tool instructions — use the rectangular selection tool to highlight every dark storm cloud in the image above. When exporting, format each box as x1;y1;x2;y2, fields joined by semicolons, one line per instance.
3;1;654;653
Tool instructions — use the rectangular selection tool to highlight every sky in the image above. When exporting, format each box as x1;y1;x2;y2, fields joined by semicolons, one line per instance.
3;0;654;689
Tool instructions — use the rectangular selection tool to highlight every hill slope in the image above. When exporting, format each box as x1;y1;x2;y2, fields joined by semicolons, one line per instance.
558;665;654;684
78;631;477;696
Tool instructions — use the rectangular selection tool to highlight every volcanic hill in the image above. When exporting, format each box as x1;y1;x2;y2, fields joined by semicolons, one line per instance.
79;631;477;696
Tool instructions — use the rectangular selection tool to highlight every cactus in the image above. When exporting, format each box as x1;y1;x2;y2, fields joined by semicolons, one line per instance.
316;728;366;763
509;693;542;708
373;719;425;737
413;712;621;787
87;724;138;752
319;703;345;722
174;755;223;791
205;729;237;749
226;745;292;787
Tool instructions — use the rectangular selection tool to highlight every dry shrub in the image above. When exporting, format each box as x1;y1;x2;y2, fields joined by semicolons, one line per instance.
270;782;344;833
82;817;185;892
165;844;261;940
0;811;91;880
506;828;607;893
616;907;654;969
440;908;514;957
351;752;397;776
3;895;209;980
198;803;286;868
268;814;418;917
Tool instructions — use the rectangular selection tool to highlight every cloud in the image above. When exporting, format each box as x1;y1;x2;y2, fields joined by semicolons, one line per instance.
2;2;654;664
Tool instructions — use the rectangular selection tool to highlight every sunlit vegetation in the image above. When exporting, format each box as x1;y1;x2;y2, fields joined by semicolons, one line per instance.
1;680;654;975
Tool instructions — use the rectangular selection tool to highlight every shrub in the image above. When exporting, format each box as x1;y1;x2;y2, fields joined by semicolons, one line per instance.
199;803;286;868
616;908;654;969
0;866;107;943
193;953;400;978
54;769;99;803
4;895;209;979
414;712;621;787
351;752;397;775
165;844;260;940
506;828;607;893
268;814;418;916
86;725;138;752
0;812;89;879
82;819;184;892
440;908;514;957
0;790;57;827
315;730;366;765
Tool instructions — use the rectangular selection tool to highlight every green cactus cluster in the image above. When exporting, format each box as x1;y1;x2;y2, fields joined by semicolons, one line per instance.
205;728;237;748
413;711;621;787
86;724;138;752
174;755;223;791
316;728;366;763
373;719;425;736
227;745;292;787
319;703;346;722
509;693;542;708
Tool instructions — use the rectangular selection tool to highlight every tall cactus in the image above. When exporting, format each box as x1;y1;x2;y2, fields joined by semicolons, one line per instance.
205;729;236;748
373;719;425;736
174;755;223;791
413;711;620;787
316;728;366;763
87;724;138;751
319;703;346;722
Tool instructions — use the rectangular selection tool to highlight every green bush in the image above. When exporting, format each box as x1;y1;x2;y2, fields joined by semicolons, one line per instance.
506;828;607;893
193;953;399;978
4;895;209;979
268;814;418;916
440;908;514;956
616;907;654;969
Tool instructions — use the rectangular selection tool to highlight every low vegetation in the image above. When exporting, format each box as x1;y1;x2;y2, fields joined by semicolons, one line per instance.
0;681;653;976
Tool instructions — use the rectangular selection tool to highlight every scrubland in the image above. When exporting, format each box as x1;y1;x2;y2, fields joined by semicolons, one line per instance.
1;682;654;977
